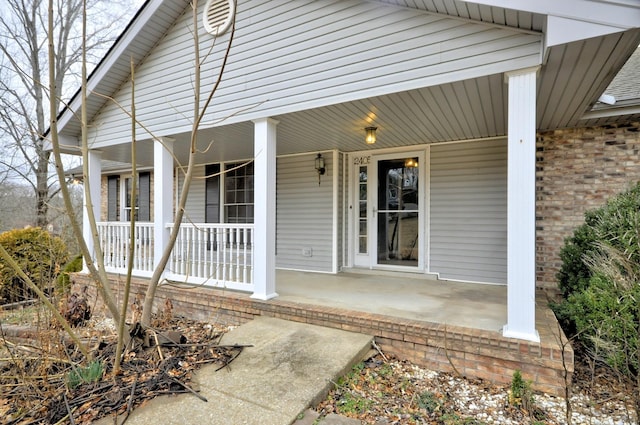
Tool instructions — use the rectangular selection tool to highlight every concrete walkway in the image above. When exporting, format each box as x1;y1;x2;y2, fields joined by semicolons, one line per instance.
97;317;372;425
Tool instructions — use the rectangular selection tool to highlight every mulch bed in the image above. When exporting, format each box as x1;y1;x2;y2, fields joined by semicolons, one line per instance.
0;314;244;425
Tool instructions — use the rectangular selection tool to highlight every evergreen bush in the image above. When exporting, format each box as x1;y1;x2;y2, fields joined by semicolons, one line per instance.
56;254;83;293
555;182;640;419
557;181;640;299
0;227;69;304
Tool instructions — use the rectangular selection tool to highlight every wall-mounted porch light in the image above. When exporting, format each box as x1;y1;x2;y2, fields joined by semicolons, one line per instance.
365;126;377;144
315;153;326;186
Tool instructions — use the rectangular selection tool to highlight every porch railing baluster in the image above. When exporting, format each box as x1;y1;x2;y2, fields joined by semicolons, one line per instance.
234;227;240;282
215;227;221;281
242;227;248;284
197;226;203;278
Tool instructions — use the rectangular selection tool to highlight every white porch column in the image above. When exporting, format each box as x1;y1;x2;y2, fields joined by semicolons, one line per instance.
251;117;278;300
83;149;102;272
154;138;173;274
503;67;540;343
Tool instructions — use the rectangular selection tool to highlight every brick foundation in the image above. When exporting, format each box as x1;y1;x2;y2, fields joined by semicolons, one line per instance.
536;122;640;291
73;273;573;397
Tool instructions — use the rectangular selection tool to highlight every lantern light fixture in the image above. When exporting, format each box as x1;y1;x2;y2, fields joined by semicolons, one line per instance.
365;126;377;144
315;153;326;185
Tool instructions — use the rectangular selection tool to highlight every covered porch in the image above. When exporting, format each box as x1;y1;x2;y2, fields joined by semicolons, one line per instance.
73;269;570;396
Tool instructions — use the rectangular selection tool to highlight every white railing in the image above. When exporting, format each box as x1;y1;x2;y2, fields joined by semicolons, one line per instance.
166;223;254;291
95;221;254;292
97;222;154;275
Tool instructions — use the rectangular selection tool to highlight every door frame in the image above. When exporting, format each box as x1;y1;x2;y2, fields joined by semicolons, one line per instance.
347;148;427;271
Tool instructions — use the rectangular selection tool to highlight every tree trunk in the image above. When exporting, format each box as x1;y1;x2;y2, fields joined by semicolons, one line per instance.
35;152;51;227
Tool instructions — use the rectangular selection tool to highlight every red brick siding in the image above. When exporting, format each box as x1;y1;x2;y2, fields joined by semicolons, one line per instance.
536;122;640;291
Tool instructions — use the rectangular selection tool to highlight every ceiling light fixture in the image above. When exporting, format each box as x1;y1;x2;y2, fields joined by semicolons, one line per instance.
365;126;377;145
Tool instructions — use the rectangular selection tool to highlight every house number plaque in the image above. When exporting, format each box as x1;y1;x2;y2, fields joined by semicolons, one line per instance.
353;155;371;165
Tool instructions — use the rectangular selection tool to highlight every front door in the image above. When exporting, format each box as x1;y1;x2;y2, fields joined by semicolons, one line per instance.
352;152;424;270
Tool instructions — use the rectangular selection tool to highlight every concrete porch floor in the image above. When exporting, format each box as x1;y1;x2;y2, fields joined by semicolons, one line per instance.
274;270;507;333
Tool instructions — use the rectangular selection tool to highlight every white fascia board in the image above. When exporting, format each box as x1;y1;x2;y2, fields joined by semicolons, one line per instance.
45;134;80;155
545;15;630;47
57;0;166;133
462;0;640;31
582;103;640;119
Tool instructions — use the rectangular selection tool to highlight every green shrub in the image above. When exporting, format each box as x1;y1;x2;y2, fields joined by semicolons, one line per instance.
509;370;534;411
565;270;640;376
0;227;69;304
56;254;83;294
555;182;640;419
557;222;597;298
557;181;640;299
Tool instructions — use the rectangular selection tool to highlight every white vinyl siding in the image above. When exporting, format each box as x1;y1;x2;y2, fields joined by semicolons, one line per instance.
86;0;541;147
177;165;206;223
429;139;507;284
276;154;334;272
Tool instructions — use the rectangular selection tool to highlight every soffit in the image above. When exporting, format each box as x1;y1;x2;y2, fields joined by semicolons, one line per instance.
537;30;640;131
377;0;545;32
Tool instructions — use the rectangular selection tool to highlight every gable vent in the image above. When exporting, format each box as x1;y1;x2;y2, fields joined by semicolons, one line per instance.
203;0;234;36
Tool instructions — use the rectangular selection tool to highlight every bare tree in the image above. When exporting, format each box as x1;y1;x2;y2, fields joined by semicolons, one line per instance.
0;182;35;231
42;0;236;371
0;0;137;228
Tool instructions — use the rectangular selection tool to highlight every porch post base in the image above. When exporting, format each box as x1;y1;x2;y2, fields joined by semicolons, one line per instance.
250;291;279;301
502;325;540;343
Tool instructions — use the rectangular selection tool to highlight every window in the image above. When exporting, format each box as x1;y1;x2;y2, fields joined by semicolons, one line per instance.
205;162;253;250
205;162;254;224
224;162;254;224
106;172;150;222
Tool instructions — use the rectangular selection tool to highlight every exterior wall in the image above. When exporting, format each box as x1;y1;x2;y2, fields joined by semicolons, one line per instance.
86;0;541;148
536;122;640;291
276;153;334;272
430;139;508;283
172;154;336;272
177;165;206;223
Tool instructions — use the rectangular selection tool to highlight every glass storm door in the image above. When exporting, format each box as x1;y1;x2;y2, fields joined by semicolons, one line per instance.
352;153;422;269
375;156;421;268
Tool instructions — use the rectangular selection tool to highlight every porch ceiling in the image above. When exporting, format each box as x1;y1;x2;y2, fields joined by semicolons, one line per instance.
97;30;639;167
99;75;509;166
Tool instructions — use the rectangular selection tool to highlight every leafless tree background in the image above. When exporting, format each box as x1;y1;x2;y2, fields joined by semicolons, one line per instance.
0;0;139;230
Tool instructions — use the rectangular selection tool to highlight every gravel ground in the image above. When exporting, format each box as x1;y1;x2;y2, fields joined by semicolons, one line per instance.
317;354;636;425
